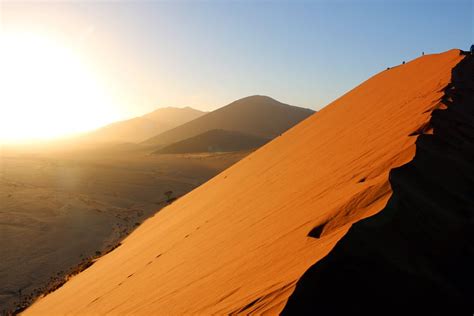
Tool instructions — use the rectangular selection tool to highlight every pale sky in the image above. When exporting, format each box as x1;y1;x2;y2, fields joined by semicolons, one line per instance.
0;0;472;140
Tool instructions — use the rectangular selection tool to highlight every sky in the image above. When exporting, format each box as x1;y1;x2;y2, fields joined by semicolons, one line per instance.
0;0;472;140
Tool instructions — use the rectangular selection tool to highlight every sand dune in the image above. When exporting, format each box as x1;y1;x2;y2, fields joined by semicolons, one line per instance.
153;129;270;154
142;95;314;148
25;50;466;315
82;107;205;144
282;51;474;314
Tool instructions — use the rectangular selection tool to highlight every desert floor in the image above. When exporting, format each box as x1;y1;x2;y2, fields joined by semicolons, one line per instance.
0;146;247;312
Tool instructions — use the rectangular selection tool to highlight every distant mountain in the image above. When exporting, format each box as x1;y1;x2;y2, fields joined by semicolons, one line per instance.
83;107;206;143
153;129;270;154
142;95;314;147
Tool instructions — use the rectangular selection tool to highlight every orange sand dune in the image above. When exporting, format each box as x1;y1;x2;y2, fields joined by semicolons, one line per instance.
25;50;464;315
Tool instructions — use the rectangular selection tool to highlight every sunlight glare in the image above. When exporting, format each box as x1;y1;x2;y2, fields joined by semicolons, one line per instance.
0;31;120;142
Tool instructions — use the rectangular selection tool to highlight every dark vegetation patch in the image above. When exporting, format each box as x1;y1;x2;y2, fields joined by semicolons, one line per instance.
2;242;124;315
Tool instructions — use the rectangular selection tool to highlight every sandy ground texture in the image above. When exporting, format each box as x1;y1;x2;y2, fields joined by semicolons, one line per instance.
0;147;247;314
25;50;464;315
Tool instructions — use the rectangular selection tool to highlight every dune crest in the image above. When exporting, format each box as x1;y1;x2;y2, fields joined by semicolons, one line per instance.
25;50;465;315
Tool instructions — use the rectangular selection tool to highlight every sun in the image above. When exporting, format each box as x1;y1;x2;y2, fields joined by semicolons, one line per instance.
0;31;120;142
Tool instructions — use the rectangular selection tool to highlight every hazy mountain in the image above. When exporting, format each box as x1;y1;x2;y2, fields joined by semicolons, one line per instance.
142;95;314;147
83;107;206;143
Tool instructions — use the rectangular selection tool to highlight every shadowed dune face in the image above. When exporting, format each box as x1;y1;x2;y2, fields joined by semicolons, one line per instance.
153;129;270;154
25;50;464;315
282;53;474;314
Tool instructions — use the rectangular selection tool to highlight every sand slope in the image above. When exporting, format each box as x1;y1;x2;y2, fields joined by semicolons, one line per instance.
142;95;314;147
25;50;464;315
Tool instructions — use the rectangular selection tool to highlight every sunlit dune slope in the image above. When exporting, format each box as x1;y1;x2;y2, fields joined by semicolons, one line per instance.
25;49;464;315
142;95;314;147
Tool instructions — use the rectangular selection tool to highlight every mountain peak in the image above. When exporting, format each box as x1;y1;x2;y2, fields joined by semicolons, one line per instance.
142;96;314;146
